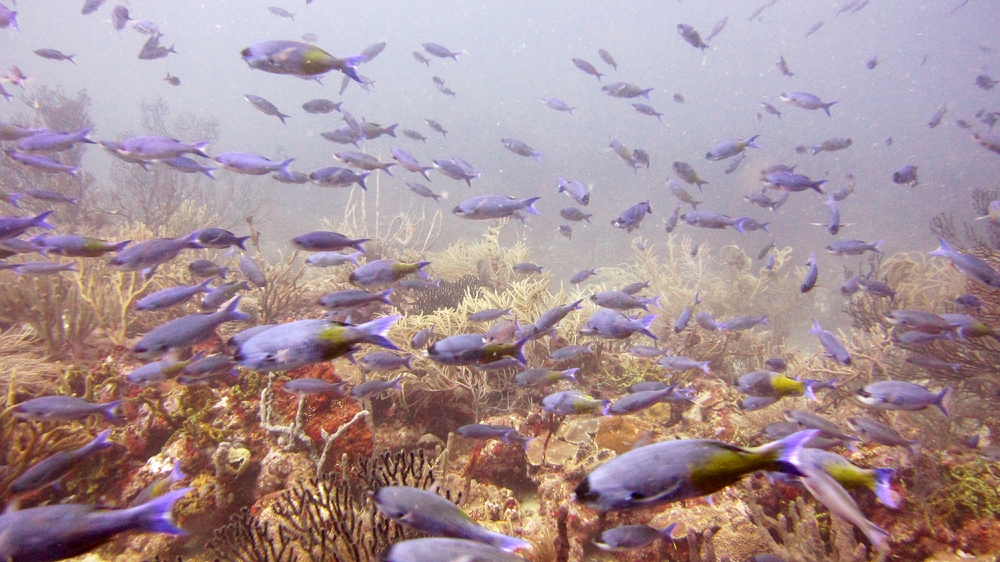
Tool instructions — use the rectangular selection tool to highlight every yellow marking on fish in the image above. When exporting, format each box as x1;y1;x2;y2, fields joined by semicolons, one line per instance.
772;375;806;397
689;445;778;494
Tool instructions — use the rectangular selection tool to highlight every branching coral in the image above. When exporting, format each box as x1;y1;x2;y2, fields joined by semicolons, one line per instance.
209;450;439;562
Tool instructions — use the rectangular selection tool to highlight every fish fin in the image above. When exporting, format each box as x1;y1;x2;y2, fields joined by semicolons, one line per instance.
873;468;898;508
133;487;193;535
378;289;395;305
358;315;402;350
521;196;542;215
698;361;711;374
822;101;838;117
512;335;531;365
756;429;819;477
533;152;543;163
191;141;210;158
803;380;818;401
220;296;250;322
489;533;532;553
636;314;657;339
934;387;950;416
563;367;579;382
745;134;761;148
103;399;124;422
659;522;678;540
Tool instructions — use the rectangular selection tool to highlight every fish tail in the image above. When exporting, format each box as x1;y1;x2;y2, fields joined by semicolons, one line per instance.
356;171;370;191
521;196;542;215
110;240;130;252
358;315;402;350
32;209;55;229
755;429;819;477
659;522;678;540
644;295;662;309
402;354;414;370
7;193;23;208
636;314;658;339
732;217;748;234
234;236;250;251
217;267;229;281
533;152;543;163
85;429;113;453
746;134;760;148
809;318;821;335
201;167;217;180
220;296;250;322
131;487;192;535
934;387;950;416
759;222;770;233
488;532;532;553
811;180;828;194
873;468;898;508
378;288;395;306
822;101;838;117
563;367;579;382
420;167;432;181
278;112;290;124
191;141;210;158
415;261;431;279
698;361;711;374
873;240;885;253
928;236;953;257
569;299;584;311
168;460;186;483
102;399;124;422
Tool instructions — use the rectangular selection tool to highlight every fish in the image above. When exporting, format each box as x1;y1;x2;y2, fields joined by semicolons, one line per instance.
11;430;112;494
310;167;370;190
718;315;768;332
241;40;364;82
808;137;853;154
928;105;947;129
426;334;528;366
572;58;603;81
608;386;684;415
382;538;528;562
799;468;889;551
34;49;75;64
306;251;361;268
557;177;589;206
134;297;248;357
892;164;918;187
736;371;834;400
763;171;827;194
82;0;107;15
13;396;122;422
9;261;77;276
677;24;708;51
245;95;290;124
602;82;653;99
779;92;837;116
111;6;131;31
112;136;210;161
302;99;341;114
542;390;609;416
590;291;660;312
765;357;787;372
358;351;414;372
422;43;461;60
846;417;920;453
512;262;542;274
576;431;816;511
196;278;247;309
760;102;782;119
282;378;348;396
360;41;386;62
0;211;56;241
129;460;186;506
542;97;575;115
513;367;578;388
580;308;656;340
976;74;998;90
292;231;369;252
412;51;431;66
425;119;449;137
621;281;649;295
673;161;708;189
469;308;512;322
0;3;15;30
390;149;433;181
163;156;215;178
501;138;543;162
110;233;201;272
705;16;729;42
612;201;652;232
633;147;650;169
826;239;883;256
809;319;850;365
532;300;584;334
597;48;617;70
866;55;879;70
187;259;227;279
855;381;949;415
135;279;213;311
350;259;430;286
706;135;760;161
972;132;1000;155
549;343;594;361
696;310;719;331
776;56;794;77
33;235;128;258
0;488;191;561
127;354;200;386
673;292;701;333
929;237;1000;288
333;152;395;175
800;252;819;293
673;93;685;103
558;224;573;239
594;524;676;552
196;228;248;250
955;294;982;309
237;255;267;288
453;195;540;220
783;410;858;445
679;210;743;232
663;206;681;233
235;316;400;372
631;103;662;120
4;150;83;177
804;21;825;37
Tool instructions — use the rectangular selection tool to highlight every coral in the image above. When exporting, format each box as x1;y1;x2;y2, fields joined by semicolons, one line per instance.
214;440;252;509
209;449;440;562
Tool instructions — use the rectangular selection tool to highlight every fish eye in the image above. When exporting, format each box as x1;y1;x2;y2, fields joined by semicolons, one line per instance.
629;491;647;501
263;353;276;363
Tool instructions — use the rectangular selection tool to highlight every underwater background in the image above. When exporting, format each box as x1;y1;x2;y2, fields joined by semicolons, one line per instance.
1;0;1000;560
